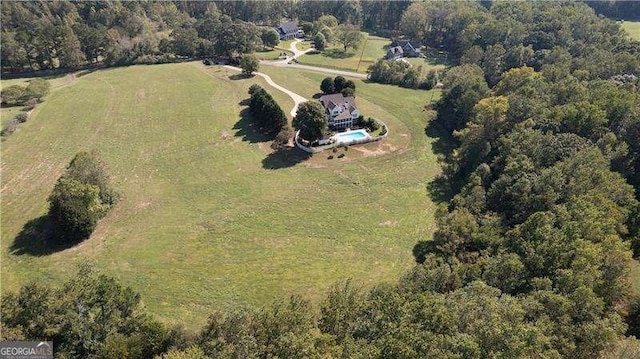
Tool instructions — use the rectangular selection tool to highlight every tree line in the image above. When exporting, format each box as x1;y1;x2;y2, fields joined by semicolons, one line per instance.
0;1;411;74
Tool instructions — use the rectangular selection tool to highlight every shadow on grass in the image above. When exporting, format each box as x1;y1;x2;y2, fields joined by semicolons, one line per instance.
322;48;356;59
262;147;312;169
233;108;271;143
10;215;80;256
228;73;254;81
425;117;459;203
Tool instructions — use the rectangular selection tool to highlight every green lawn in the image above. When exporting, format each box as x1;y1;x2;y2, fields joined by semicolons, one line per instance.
621;21;640;40
1;62;441;329
297;33;391;73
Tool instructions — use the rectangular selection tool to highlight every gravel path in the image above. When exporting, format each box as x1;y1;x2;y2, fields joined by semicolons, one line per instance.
223;65;307;117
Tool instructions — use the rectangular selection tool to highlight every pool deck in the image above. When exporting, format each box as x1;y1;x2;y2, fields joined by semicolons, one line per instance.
295;123;389;154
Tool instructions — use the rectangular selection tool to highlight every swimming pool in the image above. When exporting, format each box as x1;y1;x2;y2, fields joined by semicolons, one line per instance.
333;129;369;144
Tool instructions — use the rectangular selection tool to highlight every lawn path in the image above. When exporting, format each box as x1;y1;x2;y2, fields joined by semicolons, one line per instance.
223;65;307;117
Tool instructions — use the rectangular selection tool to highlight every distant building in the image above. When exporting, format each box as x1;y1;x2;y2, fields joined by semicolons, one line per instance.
319;93;360;130
386;46;404;60
277;21;302;40
386;41;420;59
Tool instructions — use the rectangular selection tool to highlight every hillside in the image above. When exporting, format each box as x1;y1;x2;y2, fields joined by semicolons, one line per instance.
0;62;441;328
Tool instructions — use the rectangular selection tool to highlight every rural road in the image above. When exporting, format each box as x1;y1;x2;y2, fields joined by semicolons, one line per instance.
261;39;368;79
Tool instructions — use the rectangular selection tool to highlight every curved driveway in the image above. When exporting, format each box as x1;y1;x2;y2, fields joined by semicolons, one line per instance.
224;65;307;117
225;39;367;117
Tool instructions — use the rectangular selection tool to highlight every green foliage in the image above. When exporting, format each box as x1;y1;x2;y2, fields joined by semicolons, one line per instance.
336;23;363;52
368;59;433;90
48;177;108;241
1;79;50;107
260;28;279;48
1;85;25;106
248;86;287;136
292;100;327;141
240;54;259;75
24;79;51;102
272;126;294;150
1;264;168;359
48;151;117;242
320;77;334;94
171;27;200;57
434;64;490;133
312;32;326;51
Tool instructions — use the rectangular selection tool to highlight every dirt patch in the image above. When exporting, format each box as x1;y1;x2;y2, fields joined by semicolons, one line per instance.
136;89;145;100
135;201;152;211
351;142;398;157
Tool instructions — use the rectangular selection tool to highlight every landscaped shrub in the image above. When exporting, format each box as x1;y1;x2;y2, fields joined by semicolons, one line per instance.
23;79;50;103
15;113;28;123
1;118;19;137
1;85;25;106
23;98;37;111
272;126;294;149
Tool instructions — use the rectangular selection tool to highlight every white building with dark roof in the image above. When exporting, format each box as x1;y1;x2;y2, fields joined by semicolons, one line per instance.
319;93;360;130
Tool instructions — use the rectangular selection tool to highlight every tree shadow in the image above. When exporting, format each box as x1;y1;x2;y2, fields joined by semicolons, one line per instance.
233;108;270;143
425;117;459;203
10;215;81;256
262;147;312;169
321;49;355;59
228;73;253;81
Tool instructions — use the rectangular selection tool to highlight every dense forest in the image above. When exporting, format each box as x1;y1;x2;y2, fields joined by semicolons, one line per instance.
2;1;640;358
0;0;409;72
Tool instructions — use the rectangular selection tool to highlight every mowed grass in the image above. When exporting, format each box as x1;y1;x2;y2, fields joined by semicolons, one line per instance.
621;21;640;40
297;33;391;73
1;62;440;329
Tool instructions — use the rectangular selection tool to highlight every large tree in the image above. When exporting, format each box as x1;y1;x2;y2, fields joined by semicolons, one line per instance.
48;151;117;242
336;23;363;52
240;54;259;76
292;100;327;141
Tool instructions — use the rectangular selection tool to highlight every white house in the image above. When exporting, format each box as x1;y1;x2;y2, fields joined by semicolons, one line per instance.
319;93;360;130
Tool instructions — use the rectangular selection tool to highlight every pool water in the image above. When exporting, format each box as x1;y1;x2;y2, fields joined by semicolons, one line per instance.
334;130;368;142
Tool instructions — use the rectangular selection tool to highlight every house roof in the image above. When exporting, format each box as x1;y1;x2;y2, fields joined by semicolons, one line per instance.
278;21;298;35
319;94;358;114
388;46;403;56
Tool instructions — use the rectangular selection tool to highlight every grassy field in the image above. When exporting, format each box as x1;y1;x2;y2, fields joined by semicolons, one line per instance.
1;62;441;329
621;21;640;40
297;33;391;73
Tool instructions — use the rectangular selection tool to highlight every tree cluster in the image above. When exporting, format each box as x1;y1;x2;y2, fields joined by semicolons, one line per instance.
247;84;288;138
292;100;327;142
398;1;640;87
368;59;438;90
1;264;180;358
1;1;413;73
320;76;356;97
1;79;50;106
419;2;640;356
48;151;118;242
